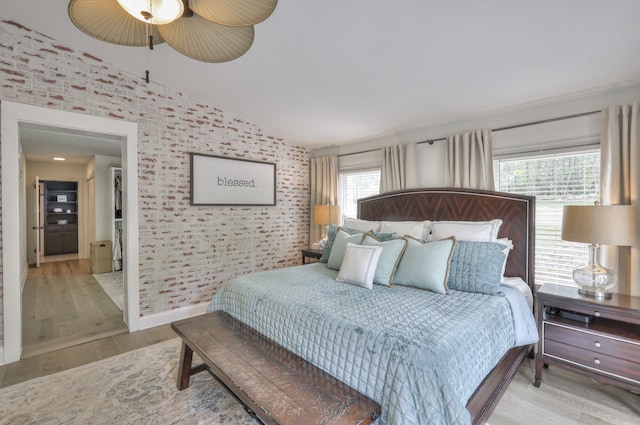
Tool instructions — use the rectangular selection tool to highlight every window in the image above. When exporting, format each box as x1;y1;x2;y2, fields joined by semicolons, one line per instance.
339;169;381;219
494;149;600;286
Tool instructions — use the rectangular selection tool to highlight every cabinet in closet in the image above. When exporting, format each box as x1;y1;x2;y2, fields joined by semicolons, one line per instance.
43;180;78;255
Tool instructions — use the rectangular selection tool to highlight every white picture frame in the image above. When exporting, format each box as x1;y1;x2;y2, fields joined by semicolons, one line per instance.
190;153;276;206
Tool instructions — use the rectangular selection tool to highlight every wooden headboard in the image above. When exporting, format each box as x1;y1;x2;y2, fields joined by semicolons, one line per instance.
358;188;535;290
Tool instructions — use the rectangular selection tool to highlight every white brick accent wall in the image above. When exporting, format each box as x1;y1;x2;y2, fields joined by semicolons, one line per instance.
0;19;310;345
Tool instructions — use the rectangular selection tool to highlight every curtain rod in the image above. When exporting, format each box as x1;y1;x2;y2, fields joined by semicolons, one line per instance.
416;109;601;145
337;109;601;157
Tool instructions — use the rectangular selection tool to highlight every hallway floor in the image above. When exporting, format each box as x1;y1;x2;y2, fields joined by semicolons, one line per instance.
21;259;128;358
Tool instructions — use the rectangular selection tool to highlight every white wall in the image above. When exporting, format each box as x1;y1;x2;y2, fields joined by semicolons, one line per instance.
314;82;640;185
93;156;121;242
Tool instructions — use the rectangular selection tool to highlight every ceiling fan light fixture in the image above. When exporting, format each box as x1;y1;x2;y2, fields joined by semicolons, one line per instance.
116;0;184;25
68;0;277;67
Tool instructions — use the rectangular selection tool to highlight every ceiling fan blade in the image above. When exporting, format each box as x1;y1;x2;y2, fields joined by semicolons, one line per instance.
157;13;254;62
68;0;165;46
189;0;277;27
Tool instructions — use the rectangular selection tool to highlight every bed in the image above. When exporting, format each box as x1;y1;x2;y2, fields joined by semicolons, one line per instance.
208;188;538;425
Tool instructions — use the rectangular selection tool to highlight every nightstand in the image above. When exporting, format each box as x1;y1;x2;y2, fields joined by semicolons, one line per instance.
301;248;323;265
535;283;640;393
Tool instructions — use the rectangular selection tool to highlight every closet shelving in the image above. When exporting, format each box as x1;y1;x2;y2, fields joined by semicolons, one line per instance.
43;180;78;255
111;167;123;271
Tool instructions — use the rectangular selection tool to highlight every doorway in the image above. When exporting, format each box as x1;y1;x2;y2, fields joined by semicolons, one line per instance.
1;101;141;365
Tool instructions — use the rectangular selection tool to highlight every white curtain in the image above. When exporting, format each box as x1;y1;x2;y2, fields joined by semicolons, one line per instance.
310;156;339;245
444;129;495;190
600;103;640;296
380;142;419;193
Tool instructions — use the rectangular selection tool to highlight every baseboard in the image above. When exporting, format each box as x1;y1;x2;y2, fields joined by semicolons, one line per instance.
138;302;209;330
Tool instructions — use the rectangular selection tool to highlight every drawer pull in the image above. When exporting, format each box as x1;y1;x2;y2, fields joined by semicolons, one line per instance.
594;341;601;348
594;311;601;317
594;358;601;365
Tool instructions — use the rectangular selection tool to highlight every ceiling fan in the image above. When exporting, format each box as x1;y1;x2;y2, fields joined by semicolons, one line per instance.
68;0;278;65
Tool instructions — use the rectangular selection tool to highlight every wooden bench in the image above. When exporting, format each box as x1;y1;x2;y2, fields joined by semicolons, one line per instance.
171;311;381;425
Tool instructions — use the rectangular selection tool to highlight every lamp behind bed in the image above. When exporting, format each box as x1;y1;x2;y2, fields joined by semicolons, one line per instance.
314;204;341;247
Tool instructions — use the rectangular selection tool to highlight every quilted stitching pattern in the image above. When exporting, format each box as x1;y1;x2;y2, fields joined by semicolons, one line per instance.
447;241;506;294
208;263;516;425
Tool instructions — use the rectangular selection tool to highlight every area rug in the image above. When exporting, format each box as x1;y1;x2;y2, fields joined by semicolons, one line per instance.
0;339;256;425
92;271;124;311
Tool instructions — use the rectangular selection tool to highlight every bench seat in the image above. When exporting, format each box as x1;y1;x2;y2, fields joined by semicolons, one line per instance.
171;311;381;425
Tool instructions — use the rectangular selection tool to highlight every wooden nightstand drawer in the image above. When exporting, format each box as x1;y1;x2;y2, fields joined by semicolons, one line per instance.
535;283;640;392
544;322;640;361
544;339;640;383
556;304;640;324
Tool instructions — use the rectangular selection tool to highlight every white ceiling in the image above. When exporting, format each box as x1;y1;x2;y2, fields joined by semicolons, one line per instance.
3;0;640;152
19;123;123;165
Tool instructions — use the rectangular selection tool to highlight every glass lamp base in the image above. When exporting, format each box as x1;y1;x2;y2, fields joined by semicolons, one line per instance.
577;286;613;300
572;260;615;300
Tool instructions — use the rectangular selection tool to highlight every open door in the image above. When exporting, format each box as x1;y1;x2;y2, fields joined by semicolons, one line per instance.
33;176;43;267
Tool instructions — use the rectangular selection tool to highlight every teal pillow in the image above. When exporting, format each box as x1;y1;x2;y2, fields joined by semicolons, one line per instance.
320;224;396;263
447;241;506;295
394;237;456;294
327;230;365;270
362;233;408;286
320;225;362;263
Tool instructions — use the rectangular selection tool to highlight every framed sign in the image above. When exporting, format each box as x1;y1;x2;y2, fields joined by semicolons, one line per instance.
190;153;276;206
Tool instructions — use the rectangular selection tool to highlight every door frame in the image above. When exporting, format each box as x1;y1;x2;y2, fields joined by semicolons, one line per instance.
1;101;140;364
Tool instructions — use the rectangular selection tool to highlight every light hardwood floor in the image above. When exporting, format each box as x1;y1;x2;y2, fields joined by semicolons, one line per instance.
0;324;176;388
491;358;640;425
22;259;128;358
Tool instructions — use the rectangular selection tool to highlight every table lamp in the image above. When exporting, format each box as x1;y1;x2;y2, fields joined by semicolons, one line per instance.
313;204;341;247
561;202;637;299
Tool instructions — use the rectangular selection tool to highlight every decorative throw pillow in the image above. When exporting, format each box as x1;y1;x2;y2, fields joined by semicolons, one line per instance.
393;237;456;294
336;243;384;289
362;233;408;286
431;219;503;242
379;220;432;240
371;232;396;242
327;229;365;270
320;224;363;263
343;217;381;233
447;240;506;295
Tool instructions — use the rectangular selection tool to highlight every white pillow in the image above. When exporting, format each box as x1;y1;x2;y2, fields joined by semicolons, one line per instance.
336;243;383;289
327;229;365;270
379;220;432;240
431;219;503;242
497;238;513;282
343;217;380;233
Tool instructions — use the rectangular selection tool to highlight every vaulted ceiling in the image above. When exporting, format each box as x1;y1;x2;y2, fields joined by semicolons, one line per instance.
3;1;640;150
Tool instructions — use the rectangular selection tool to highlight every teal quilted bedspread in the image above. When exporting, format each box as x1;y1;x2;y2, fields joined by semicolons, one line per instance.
208;263;528;425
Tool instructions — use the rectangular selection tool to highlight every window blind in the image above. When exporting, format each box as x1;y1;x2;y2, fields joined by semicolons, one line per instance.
339;169;381;219
494;149;600;286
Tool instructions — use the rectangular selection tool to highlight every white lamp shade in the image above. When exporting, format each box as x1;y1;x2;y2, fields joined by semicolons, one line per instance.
562;204;637;246
117;0;184;24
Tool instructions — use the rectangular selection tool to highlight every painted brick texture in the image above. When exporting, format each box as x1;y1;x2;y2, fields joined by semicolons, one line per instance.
0;18;310;344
